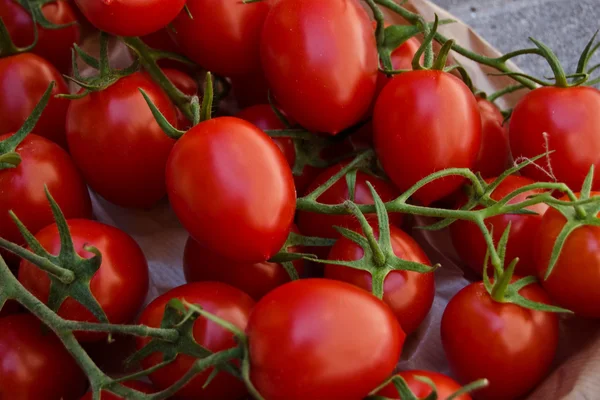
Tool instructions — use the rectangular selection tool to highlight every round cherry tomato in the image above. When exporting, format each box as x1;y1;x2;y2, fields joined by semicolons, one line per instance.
184;225;304;301
535;192;600;318
376;370;470;400
80;381;156;400
325;224;434;334
166;116;296;263
247;278;405;400
261;0;378;134
0;53;70;147
171;0;270;77
374;37;420;103
18;219;149;342
473;97;510;178
373;70;481;206
73;0;186;37
0;314;87;400
509;86;600;191
66;72;177;209
450;175;549;277
162;68;198;130
0;0;80;74
137;282;254;400
441;280;559;400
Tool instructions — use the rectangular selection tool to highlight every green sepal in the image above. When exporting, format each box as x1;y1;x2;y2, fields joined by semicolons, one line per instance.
200;71;213;122
0;3;38;57
16;0;78;30
139;88;185;139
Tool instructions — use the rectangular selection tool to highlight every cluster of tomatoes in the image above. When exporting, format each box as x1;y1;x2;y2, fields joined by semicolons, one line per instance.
1;0;600;399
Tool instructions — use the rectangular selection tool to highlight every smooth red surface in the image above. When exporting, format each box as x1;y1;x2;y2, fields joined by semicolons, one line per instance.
441;281;559;400
141;28;187;70
18;220;149;342
137;282;254;400
74;0;186;36
80;381;156;400
261;0;378;134
0;314;87;400
66;72;177;208
247;279;405;400
166;116;296;263
171;0;270;77
509;86;600;191
0;53;70;147
374;37;421;103
376;370;470;399
325;225;434;334
373;70;481;205
451;175;549;277
474;97;510;178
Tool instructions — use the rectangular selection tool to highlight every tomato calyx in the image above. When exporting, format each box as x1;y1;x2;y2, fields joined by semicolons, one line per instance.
367;374;489;400
0;1;38;57
15;0;77;30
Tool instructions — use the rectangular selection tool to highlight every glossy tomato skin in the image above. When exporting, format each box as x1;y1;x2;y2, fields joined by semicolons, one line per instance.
66;72;177;209
184;225;304;301
161;68;198;130
74;0;186;36
137;282;254;400
80;381;156;400
451;176;549;277
166;117;296;263
441;281;559;400
0;53;70;147
509;86;600;191
0;314;87;400
171;0;269;77
376;370;469;400
474;97;510;178
261;0;378;134
373;70;481;205
325;225;434;335
374;37;420;103
18;219;149;342
535;192;600;317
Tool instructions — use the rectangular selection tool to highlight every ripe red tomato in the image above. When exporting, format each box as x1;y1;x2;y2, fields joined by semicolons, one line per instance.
66;72;177;209
171;0;270;77
473;97;510;178
373;70;481;206
441;280;559;400
0;314;87;400
166;116;296;263
451;175;549;277
325;224;434;334
535;192;600;318
376;370;470;400
140;28;189;71
247;279;405;400
137;282;254;400
261;0;378;134
18;219;149;342
509;86;600;191
374;37;420;103
73;0;186;37
0;0;80;74
0;299;20;317
80;381;156;400
161;68;198;130
184;225;304;301
0;53;70;147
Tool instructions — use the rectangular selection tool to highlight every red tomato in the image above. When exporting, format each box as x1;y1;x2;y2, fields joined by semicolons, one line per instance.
376;370;470;400
535;192;600;318
325;225;434;334
166;116;296;263
473;97;510;178
450;175;549;277
137;282;254;400
80;381;156;400
161;68;198;130
509;86;600;191
66;72;177;209
73;0;186;37
171;0;270;77
441;280;559;400
261;0;378;134
0;299;20;317
0;0;80;74
0;53;70;147
374;37;420;103
373;70;481;206
0;134;92;259
18;219;149;342
0;314;87;400
140;28;188;71
184;225;304;301
247;279;405;400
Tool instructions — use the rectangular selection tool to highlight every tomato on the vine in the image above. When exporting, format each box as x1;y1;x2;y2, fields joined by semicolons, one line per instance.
66;72;177;209
80;381;156;400
473;97;510;178
373;70;481;206
137;282;254;400
161;68;198;130
18;219;149;342
374;37;421;103
0;314;87;400
166;116;296;263
376;370;470;400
